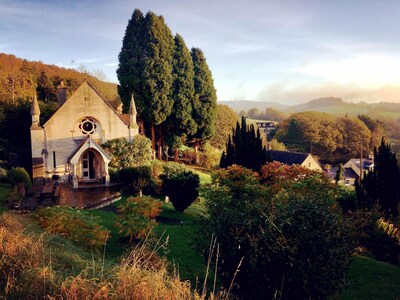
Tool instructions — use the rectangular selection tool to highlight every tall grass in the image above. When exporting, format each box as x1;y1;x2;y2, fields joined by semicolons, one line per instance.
0;212;224;299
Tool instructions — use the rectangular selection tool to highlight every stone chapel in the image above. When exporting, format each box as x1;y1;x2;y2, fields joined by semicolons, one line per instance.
30;80;139;188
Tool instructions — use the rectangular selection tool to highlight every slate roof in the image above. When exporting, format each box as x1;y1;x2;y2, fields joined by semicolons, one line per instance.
267;150;310;165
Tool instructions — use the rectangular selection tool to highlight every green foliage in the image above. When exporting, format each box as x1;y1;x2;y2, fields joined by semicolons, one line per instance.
356;138;400;219
220;116;267;171
210;104;238;150
335;163;344;184
117;165;154;195
197;143;221;170
115;196;162;242
190;48;217;144
34;206;110;250
203;164;354;299
102;136;152;170
268;138;286;150
357;114;386;149
160;165;200;212
167;34;197;139
276;111;371;162
6;167;31;189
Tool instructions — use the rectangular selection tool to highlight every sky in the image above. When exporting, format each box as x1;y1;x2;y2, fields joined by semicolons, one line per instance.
2;0;400;104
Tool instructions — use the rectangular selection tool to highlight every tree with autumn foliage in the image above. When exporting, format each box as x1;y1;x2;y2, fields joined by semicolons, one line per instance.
115;196;162;243
202;164;353;299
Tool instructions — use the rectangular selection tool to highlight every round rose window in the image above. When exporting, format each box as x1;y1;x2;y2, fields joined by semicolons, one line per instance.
78;118;97;135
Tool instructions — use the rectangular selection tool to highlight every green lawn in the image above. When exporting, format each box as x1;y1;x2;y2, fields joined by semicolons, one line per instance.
87;196;209;284
340;255;400;299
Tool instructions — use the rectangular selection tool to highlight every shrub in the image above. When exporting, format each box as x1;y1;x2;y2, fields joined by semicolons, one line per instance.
118;166;154;195
203;165;354;299
160;166;200;212
6;167;32;189
102;136;153;170
198;143;221;169
34;207;110;250
115;196;162;243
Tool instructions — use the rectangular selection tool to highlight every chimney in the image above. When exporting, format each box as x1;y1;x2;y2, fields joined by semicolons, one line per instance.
57;80;67;108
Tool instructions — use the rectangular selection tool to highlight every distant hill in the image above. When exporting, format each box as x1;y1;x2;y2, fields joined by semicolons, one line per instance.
221;97;400;120
0;53;118;103
218;100;288;112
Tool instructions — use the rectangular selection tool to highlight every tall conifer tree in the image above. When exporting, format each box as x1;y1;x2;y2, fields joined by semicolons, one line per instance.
143;12;175;157
190;48;217;161
117;9;146;115
357;138;400;219
220;116;267;171
165;34;197;159
118;10;175;156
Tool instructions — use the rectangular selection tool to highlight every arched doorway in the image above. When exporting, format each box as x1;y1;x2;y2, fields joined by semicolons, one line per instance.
69;135;111;188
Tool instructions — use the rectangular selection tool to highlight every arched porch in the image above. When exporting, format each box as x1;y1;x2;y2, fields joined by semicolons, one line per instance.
69;136;111;188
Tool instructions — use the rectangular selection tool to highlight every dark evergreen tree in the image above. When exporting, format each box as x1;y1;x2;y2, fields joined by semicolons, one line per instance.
117;9;146;114
190;48;217;161
165;34;197;159
117;10;175;156
220;116;267;171
357;138;400;219
143;12;175;157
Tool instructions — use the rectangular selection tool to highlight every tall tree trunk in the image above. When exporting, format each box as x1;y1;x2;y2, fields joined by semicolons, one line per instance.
174;148;179;162
139;120;145;135
158;143;162;160
194;142;198;164
157;127;163;160
151;125;156;159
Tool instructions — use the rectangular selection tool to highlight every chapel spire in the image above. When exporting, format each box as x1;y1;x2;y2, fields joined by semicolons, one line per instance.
129;94;137;125
30;92;41;129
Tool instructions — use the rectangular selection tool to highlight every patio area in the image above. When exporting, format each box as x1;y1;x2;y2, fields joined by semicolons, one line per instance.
22;182;122;210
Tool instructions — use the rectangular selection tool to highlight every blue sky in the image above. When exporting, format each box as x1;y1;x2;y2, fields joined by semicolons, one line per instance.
2;0;400;104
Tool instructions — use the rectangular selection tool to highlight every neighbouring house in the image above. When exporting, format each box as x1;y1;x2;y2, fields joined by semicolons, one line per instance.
266;150;322;172
255;120;278;138
30;80;139;188
341;157;374;185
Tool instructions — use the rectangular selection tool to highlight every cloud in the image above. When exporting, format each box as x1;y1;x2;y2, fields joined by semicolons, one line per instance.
295;54;400;86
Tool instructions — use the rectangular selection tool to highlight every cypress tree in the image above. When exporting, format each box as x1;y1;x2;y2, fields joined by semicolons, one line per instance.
143;12;175;157
165;34;197;159
117;9;146;114
190;47;217;162
358;138;400;219
117;10;175;156
220;116;267;172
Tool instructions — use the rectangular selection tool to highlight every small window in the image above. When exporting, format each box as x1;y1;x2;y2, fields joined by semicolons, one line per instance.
53;151;56;169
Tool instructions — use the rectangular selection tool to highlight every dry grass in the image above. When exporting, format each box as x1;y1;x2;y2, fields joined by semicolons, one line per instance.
0;212;226;299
